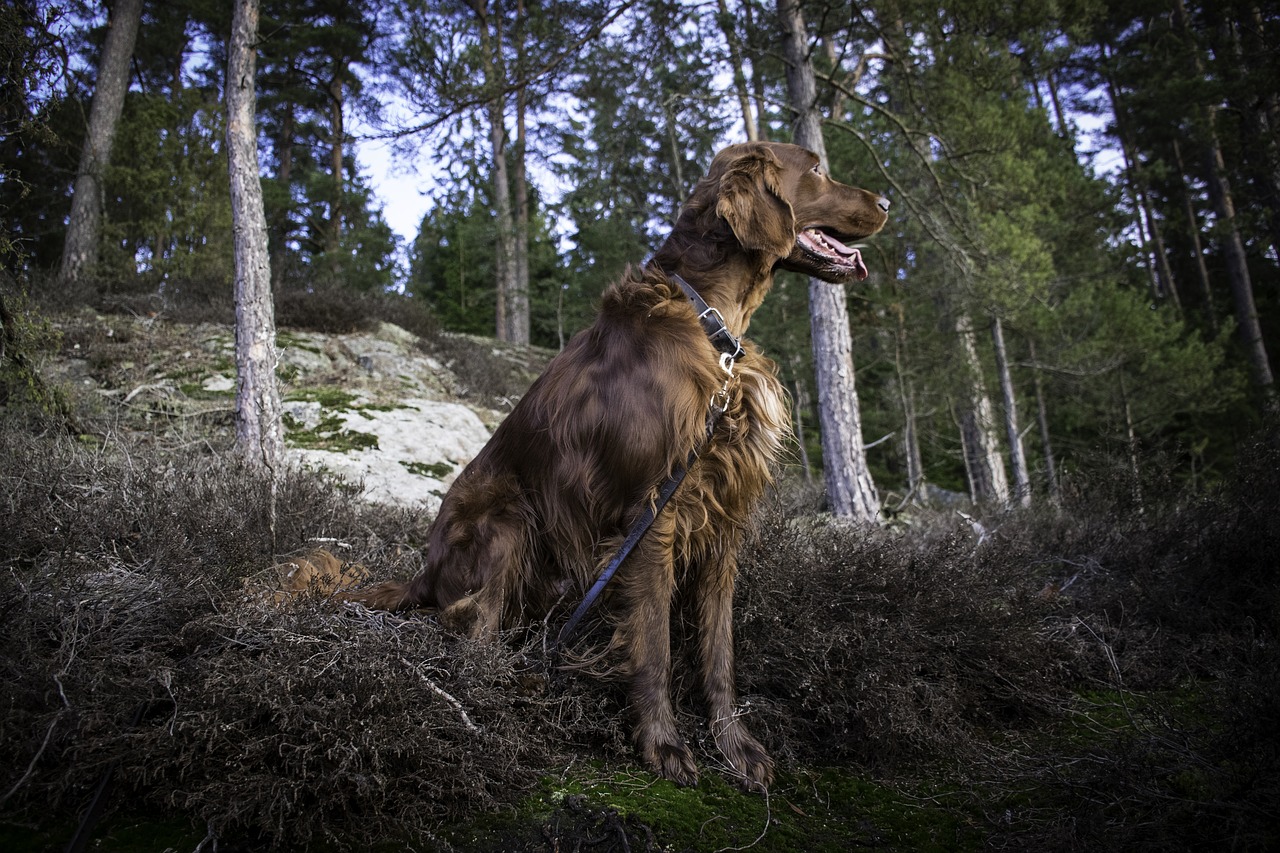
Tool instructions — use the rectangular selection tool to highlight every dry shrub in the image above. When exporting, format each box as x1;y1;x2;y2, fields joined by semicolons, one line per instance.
418;332;553;410
959;432;1280;852
274;285;439;339
732;503;1080;771
3;417;1276;850
0;427;620;848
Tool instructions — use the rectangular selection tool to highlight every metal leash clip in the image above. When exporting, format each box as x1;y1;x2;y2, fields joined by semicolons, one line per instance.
718;351;735;377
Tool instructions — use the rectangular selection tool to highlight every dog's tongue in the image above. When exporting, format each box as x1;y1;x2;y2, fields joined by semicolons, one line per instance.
820;231;857;257
850;248;868;281
807;228;869;280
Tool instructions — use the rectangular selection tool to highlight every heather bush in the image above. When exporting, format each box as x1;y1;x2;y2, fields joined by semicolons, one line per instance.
1;423;1276;850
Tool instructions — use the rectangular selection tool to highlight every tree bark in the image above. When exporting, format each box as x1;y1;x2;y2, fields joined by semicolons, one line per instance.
1171;137;1217;331
1173;0;1275;404
471;0;519;343
716;0;758;141
955;311;1008;506
270;78;296;291
990;316;1031;507
779;0;880;523
892;298;923;495
1102;52;1180;311
1119;373;1143;511
326;70;346;266
1027;339;1060;505
510;0;531;344
228;0;283;473
58;0;143;289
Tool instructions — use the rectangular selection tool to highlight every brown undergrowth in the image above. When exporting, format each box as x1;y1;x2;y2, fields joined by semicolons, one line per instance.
1;418;1277;850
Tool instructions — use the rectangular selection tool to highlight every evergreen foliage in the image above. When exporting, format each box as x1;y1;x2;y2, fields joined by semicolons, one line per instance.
2;0;1277;495
2;1;1280;843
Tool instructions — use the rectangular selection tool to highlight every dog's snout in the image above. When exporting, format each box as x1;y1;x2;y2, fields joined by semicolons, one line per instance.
876;196;891;213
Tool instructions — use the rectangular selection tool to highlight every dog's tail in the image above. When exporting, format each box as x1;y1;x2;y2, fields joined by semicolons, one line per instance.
337;579;419;612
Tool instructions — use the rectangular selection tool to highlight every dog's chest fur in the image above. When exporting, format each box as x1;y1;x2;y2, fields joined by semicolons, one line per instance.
687;343;790;530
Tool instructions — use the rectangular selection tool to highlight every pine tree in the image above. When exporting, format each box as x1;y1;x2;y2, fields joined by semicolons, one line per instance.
228;0;284;474
779;0;881;522
58;0;142;289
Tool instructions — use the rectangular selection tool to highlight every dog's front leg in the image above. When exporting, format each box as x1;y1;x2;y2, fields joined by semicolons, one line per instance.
617;517;699;786
697;547;774;790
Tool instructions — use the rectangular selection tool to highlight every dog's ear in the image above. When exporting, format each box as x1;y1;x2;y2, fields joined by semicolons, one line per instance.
715;147;796;257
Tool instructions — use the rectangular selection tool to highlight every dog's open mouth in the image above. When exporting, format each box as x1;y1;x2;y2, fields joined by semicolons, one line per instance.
797;227;869;281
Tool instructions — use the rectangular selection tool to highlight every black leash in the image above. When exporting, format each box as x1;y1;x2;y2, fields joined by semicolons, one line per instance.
554;447;697;650
553;273;741;653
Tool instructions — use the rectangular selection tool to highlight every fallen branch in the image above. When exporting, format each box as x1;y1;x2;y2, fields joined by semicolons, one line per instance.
399;656;481;733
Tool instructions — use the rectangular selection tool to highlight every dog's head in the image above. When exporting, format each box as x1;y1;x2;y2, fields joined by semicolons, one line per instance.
710;141;889;283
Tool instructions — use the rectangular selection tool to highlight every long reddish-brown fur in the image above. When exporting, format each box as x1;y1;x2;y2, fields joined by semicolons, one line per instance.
345;142;889;788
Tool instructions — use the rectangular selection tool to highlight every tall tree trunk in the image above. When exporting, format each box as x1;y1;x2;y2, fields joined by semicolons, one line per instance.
1140;185;1181;312
955;311;1009;506
1027;339;1060;505
990;316;1031;507
892;298;923;495
1045;67;1069;138
270;64;297;291
326;70;345;269
509;0;530;345
1173;0;1276;405
472;0;518;342
716;0;758;141
1227;10;1280;263
1204;136;1274;398
511;99;530;344
228;0;283;476
740;0;769;136
1119;373;1143;512
661;95;686;222
1102;51;1180;310
789;357;813;484
779;0;880;523
58;0;143;289
1171;137;1217;330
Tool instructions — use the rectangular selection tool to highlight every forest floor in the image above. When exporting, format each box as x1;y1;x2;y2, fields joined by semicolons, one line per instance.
1;305;1277;852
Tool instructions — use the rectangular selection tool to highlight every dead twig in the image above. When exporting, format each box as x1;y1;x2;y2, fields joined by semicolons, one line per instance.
399;656;481;733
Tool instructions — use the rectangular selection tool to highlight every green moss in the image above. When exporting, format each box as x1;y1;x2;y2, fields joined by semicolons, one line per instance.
276;330;322;354
284;387;359;409
179;382;233;400
276;361;300;383
449;764;980;853
286;412;378;452
401;460;454;478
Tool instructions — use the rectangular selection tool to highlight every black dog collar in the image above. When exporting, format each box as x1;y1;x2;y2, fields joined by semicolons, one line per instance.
668;273;745;363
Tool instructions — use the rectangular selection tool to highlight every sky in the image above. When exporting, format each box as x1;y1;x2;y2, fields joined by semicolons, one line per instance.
355;133;436;244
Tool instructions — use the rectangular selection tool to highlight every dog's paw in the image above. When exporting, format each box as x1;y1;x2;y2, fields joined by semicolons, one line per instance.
643;739;700;787
718;727;774;791
439;596;499;638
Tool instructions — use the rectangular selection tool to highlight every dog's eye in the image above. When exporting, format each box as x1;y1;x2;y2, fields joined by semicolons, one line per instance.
811;164;822;176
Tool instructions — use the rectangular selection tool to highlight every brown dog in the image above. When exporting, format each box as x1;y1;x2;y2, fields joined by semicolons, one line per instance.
347;142;889;788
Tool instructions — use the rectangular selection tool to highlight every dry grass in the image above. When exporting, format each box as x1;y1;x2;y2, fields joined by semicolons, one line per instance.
1;415;1277;850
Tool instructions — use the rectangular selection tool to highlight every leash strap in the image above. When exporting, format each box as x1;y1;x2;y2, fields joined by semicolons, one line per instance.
555;449;696;650
552;272;740;653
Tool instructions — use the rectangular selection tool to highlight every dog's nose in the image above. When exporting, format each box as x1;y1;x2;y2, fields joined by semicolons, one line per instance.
877;196;891;213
